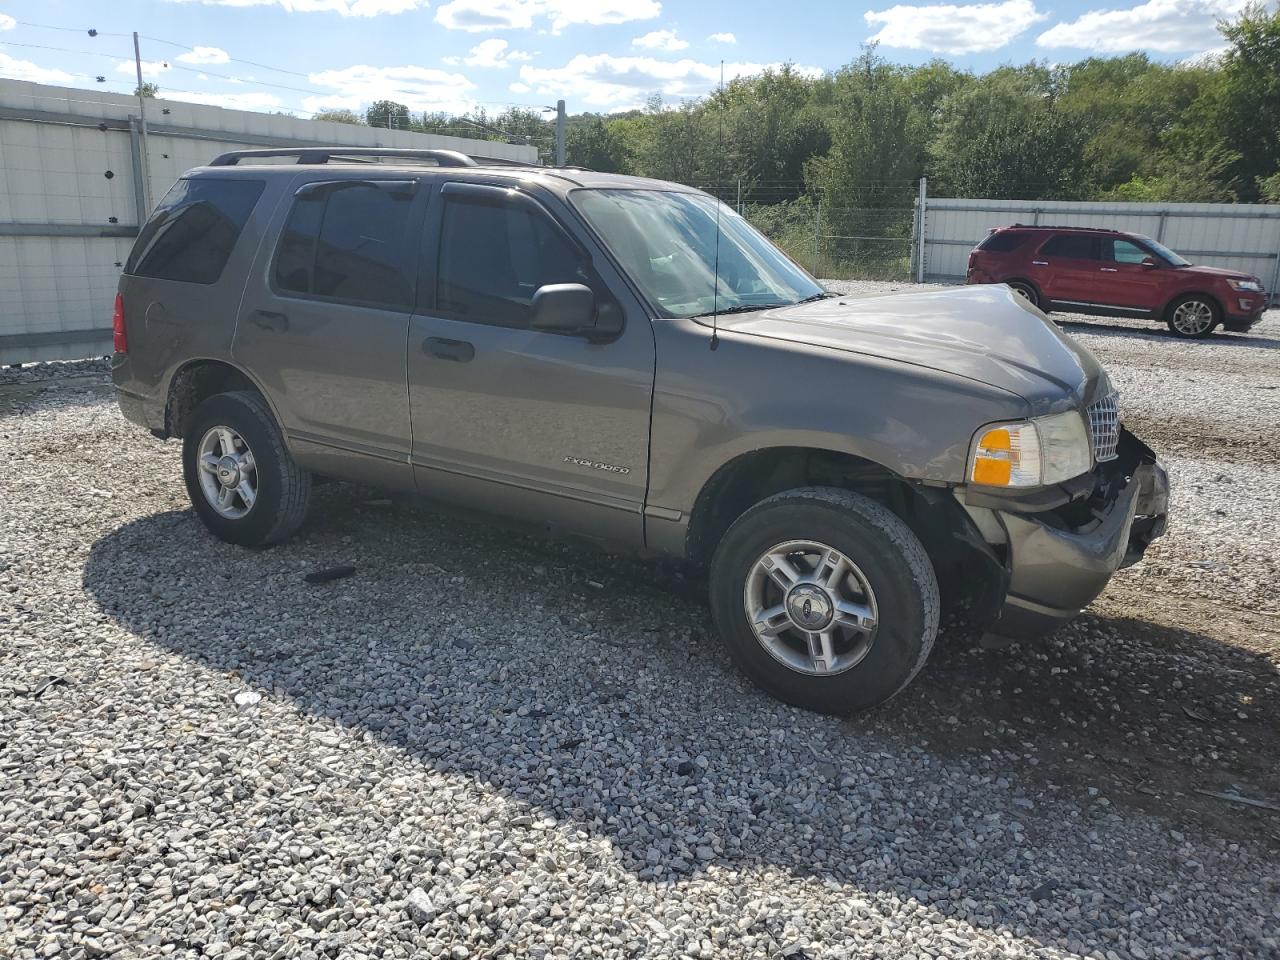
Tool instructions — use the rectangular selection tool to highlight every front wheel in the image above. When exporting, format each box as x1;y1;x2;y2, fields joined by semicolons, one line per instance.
1007;280;1042;310
1166;295;1219;338
709;487;940;714
182;390;311;547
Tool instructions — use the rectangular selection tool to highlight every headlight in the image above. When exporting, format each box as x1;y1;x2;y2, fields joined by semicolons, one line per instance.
1227;278;1262;292
969;411;1092;488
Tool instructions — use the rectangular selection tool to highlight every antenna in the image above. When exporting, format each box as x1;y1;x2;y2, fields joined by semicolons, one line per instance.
710;60;725;351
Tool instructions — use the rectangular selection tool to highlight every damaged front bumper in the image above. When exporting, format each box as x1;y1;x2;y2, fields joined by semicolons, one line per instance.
960;428;1169;642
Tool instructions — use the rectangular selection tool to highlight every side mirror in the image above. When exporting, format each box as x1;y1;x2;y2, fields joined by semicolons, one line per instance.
530;283;594;334
529;284;624;342
1140;257;1159;269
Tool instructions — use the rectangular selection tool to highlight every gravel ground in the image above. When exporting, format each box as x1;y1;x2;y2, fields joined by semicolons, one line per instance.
3;292;1279;959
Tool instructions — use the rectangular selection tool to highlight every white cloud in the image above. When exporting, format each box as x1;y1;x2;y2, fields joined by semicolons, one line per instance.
518;54;822;109
435;0;536;29
632;29;688;51
464;37;533;66
304;63;477;115
0;13;17;30
865;0;1046;53
1036;0;1247;53
707;32;736;43
0;52;74;84
435;0;661;33
164;0;424;17
116;58;172;78
509;80;531;92
176;46;231;65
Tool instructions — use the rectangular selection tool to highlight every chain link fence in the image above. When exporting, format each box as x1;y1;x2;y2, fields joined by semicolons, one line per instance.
695;183;918;283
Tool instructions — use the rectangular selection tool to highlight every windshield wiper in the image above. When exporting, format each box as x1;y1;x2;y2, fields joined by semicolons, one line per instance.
690;292;835;319
690;303;791;319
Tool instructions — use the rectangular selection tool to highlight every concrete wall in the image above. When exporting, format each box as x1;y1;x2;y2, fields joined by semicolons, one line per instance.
0;79;539;365
921;196;1280;300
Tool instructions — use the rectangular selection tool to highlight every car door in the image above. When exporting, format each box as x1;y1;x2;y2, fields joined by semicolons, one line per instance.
407;181;656;548
235;175;427;490
1033;233;1102;308
1093;237;1162;315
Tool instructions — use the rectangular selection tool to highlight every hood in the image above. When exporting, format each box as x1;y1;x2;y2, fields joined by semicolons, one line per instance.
713;285;1107;412
1178;264;1258;282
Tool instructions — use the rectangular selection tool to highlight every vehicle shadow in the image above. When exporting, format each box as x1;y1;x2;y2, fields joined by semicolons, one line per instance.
80;489;1279;943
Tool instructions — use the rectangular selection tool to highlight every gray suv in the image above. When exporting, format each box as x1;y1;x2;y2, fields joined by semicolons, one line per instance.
112;148;1170;714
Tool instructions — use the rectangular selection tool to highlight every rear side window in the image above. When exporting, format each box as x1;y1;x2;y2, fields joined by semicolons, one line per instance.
274;180;417;309
978;231;1026;252
126;178;265;284
1039;234;1100;259
436;195;590;329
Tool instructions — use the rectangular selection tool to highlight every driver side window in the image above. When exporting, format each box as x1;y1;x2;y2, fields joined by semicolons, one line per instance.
1110;239;1150;264
437;195;590;329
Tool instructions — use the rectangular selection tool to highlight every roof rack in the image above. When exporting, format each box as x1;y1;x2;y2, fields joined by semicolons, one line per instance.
208;147;481;167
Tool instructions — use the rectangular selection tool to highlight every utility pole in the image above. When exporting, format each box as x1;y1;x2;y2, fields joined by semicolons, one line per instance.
915;176;928;284
132;32;153;213
554;99;566;167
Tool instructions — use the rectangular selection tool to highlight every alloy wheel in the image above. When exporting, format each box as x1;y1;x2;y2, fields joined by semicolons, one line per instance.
743;540;879;676
196;425;258;519
1171;299;1214;336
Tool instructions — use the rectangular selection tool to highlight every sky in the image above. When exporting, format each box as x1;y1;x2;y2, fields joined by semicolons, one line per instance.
0;0;1256;119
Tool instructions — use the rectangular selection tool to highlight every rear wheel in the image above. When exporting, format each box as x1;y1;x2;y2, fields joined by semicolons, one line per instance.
1007;280;1041;309
1166;295;1219;338
182;390;311;546
709;487;939;714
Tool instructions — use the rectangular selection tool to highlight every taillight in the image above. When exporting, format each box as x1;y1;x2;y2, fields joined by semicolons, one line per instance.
112;293;127;353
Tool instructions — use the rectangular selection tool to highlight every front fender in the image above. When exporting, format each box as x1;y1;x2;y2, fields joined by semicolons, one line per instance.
644;319;1029;552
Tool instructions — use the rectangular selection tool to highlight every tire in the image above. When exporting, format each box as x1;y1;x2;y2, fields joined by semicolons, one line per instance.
709;487;940;715
182;390;311;547
1165;295;1219;339
1007;279;1041;310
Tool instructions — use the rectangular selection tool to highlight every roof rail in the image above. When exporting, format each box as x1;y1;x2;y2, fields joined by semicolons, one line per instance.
208;147;480;167
1008;223;1121;233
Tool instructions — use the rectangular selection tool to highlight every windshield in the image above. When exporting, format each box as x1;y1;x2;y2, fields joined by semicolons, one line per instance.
571;188;824;318
1136;235;1191;267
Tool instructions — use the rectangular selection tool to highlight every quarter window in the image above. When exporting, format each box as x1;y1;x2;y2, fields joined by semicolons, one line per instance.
127;178;264;284
1040;234;1100;260
436;195;590;328
274;180;416;309
978;231;1026;252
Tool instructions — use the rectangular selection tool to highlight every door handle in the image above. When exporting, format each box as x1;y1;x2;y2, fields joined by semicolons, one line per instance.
251;309;289;332
423;336;474;362
1100;267;1118;272
1031;260;1048;266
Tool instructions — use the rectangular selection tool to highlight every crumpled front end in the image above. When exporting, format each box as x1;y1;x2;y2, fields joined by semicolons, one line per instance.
961;429;1169;642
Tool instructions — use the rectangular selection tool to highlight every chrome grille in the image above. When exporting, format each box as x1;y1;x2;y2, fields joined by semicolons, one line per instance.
1087;393;1120;463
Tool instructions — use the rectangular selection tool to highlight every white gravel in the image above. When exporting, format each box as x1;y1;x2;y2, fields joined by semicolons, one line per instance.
3;294;1279;959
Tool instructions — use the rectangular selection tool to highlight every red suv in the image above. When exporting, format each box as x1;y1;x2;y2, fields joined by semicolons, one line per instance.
966;225;1269;338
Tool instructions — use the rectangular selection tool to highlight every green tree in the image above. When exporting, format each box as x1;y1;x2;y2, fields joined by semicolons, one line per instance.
807;49;930;209
366;100;412;130
1216;3;1280;199
312;108;363;125
565;116;628;172
1258;172;1280;202
931;64;1087;199
134;82;158;98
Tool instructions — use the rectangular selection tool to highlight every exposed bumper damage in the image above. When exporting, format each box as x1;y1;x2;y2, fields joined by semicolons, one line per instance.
961;428;1169;643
